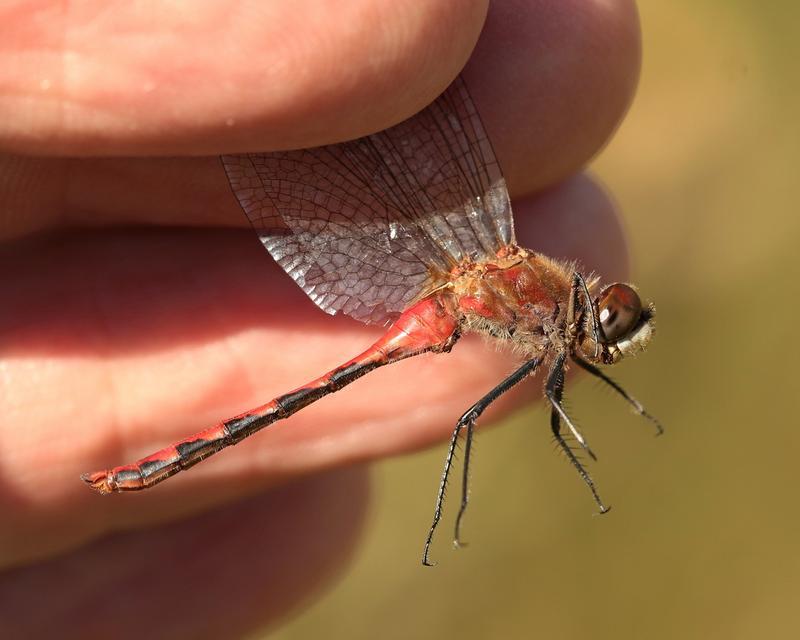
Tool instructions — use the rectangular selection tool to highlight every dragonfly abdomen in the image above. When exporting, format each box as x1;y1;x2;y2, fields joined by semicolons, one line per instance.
82;295;460;493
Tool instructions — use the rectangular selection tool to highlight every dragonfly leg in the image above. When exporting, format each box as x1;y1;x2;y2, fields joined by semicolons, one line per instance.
422;356;543;566
546;351;597;460
83;296;459;493
567;272;601;359
572;356;664;435
546;352;609;513
453;418;474;549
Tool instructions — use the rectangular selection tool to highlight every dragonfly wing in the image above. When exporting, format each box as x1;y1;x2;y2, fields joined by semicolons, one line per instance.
222;76;515;325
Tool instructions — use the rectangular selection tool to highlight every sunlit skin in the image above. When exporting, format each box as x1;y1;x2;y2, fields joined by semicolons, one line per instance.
0;0;640;636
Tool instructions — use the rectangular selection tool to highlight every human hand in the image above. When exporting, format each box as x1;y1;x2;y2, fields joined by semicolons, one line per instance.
0;1;639;636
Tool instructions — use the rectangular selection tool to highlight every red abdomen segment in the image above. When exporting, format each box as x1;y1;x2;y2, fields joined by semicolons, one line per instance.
82;295;459;493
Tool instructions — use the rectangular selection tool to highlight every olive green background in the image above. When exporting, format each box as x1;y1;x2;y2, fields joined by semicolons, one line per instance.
268;2;799;638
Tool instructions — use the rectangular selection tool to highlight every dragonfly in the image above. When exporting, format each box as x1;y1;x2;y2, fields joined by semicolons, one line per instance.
82;76;662;565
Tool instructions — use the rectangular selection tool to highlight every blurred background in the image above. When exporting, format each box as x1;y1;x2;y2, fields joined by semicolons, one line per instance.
270;1;799;639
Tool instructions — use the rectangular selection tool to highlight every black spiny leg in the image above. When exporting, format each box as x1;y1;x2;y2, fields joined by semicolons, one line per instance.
572;356;664;435
546;350;597;460
547;351;609;513
422;356;543;567
453;417;474;549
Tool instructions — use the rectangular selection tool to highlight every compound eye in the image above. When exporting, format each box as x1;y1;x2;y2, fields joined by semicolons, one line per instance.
597;284;642;342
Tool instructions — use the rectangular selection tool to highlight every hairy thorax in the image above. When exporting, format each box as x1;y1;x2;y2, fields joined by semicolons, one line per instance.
440;245;577;358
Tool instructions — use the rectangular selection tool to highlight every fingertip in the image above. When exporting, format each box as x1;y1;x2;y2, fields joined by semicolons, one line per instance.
465;0;641;194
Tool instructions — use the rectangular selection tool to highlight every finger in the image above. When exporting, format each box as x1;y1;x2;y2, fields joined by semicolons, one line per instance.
0;172;626;562
0;467;369;637
0;0;488;155
0;0;640;238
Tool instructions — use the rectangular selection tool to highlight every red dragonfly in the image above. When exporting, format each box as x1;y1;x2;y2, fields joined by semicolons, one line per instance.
83;77;661;565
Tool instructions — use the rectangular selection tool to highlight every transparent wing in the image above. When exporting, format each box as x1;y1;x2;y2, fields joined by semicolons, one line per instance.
222;76;515;325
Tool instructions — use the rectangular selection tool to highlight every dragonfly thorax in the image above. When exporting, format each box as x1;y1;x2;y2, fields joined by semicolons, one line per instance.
446;249;576;357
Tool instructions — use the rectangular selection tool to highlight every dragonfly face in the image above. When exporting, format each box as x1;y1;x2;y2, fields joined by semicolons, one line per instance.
578;283;656;365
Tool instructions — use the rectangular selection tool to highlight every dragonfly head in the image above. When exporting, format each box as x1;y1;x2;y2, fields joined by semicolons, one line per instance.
579;283;655;365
